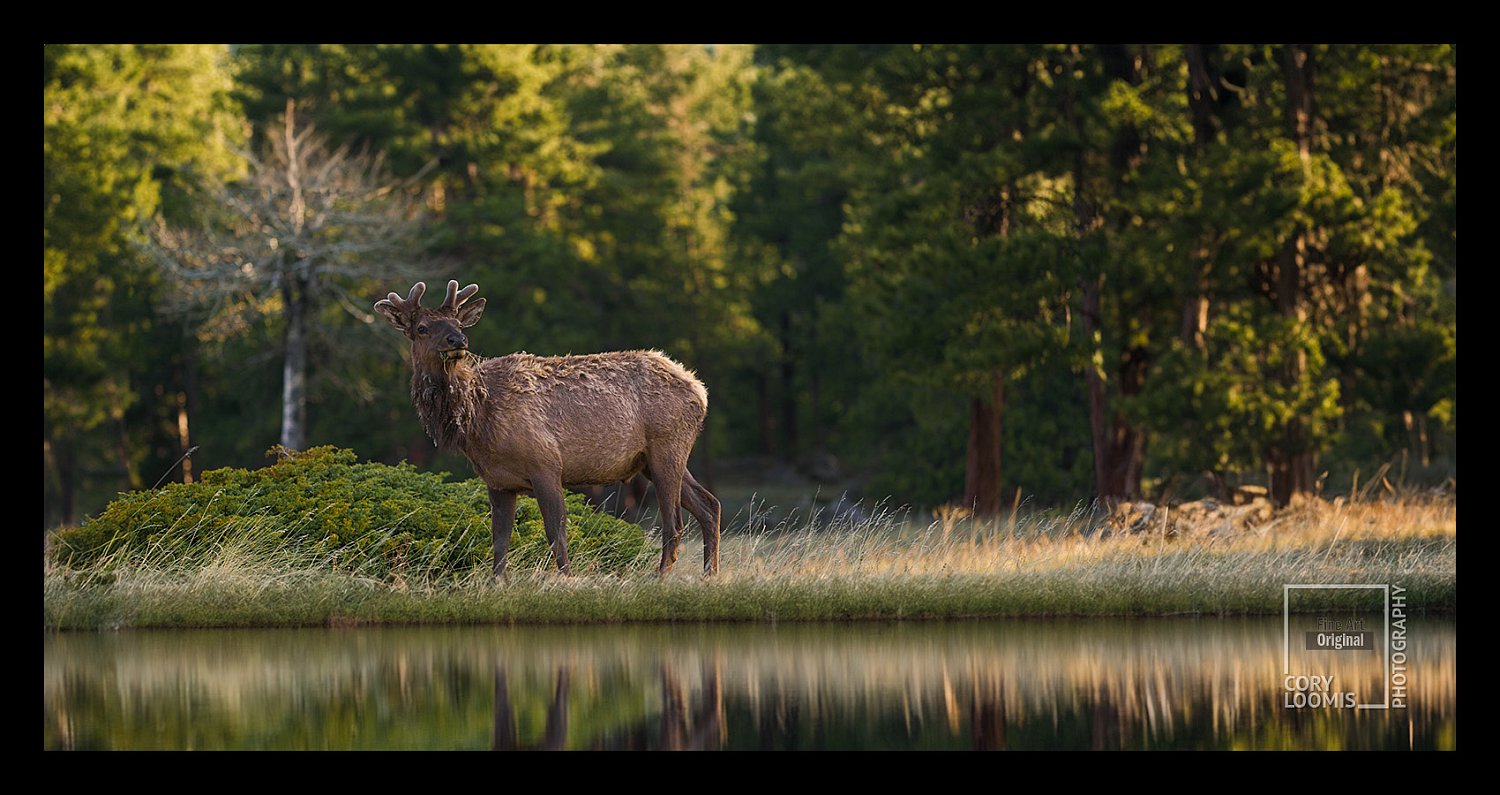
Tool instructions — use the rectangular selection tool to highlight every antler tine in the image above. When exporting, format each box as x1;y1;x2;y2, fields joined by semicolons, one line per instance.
375;281;425;315
373;281;429;328
442;280;480;310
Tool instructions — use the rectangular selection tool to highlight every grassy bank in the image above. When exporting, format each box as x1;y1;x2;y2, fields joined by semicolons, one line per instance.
45;495;1455;629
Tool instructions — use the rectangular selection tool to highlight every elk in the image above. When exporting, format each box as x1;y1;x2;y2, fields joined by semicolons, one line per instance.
374;280;721;578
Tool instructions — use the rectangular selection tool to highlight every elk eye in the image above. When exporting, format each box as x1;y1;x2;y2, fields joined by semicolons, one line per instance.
417;325;428;335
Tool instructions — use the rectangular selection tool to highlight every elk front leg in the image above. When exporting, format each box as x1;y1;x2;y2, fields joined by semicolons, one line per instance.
493;665;516;751
532;475;572;575
489;488;517;582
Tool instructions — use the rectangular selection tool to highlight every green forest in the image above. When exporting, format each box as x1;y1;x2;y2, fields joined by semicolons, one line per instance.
43;44;1456;528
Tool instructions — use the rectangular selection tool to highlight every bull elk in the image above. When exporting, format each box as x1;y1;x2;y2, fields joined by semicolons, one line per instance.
374;280;721;578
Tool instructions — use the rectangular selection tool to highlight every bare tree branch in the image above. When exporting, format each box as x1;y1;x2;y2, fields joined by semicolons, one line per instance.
146;102;434;448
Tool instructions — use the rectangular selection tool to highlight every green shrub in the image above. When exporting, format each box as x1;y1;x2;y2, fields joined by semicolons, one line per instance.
50;446;648;580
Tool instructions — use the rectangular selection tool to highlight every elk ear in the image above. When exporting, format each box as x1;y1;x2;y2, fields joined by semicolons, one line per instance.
374;297;408;331
457;297;486;328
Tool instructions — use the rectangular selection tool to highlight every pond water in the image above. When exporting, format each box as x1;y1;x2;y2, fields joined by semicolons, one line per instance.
44;617;1454;750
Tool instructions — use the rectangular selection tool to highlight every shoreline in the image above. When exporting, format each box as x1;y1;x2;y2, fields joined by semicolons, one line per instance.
45;560;1457;631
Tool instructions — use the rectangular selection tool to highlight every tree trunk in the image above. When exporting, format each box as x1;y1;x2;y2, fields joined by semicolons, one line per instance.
1418;413;1431;467
1281;45;1317;158
1269;44;1318;506
279;102;310;453
1269;452;1315;506
1180;261;1211;349
280;276;308;451
1108;348;1148;499
779;311;798;458
1269;237;1316;505
963;372;1004;517
177;341;199;484
1081;277;1112;501
1182;47;1218;350
1070;50;1148;503
1403;410;1432;468
1185;44;1219;148
114;414;140;490
176;393;193;484
1082;278;1147;501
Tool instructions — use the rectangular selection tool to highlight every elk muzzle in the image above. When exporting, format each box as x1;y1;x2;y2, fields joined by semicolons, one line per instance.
439;331;469;362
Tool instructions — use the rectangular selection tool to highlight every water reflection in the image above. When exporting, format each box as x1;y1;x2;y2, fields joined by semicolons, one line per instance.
44;619;1455;750
490;656;726;751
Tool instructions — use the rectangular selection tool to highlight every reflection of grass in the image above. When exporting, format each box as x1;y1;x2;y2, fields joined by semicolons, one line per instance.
45;620;1457;750
44;497;1454;629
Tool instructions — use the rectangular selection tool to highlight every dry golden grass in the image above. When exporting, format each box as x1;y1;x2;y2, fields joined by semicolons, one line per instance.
710;495;1456;582
45;494;1455;628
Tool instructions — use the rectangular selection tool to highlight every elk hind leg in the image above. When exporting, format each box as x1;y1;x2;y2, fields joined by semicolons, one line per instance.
681;469;721;576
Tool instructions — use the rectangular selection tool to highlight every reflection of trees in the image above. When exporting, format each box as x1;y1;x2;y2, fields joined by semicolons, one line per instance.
1090;691;1120;751
970;673;1006;751
45;621;1457;750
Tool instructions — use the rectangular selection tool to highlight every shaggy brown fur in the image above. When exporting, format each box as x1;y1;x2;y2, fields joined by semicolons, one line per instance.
375;280;721;578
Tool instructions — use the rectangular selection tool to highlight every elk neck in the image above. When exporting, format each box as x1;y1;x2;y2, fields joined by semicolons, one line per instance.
410;354;487;452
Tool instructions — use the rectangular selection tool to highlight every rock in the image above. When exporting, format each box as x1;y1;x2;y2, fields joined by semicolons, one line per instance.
1232;484;1268;505
1104;501;1159;535
1176;498;1220;521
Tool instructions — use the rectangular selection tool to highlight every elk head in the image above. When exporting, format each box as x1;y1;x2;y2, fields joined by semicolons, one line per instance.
374;280;487;369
